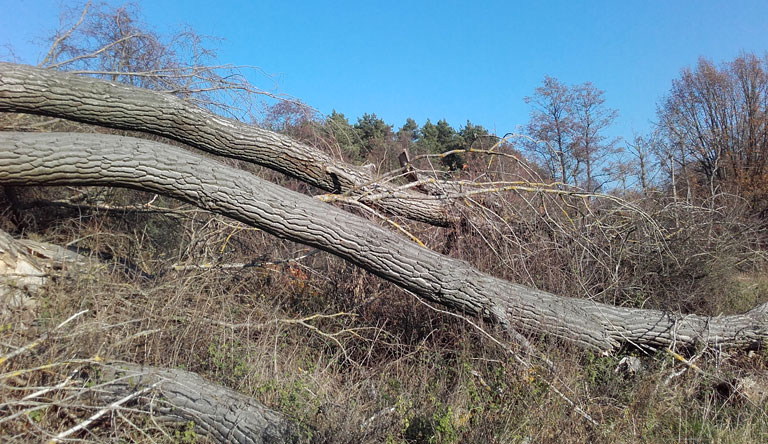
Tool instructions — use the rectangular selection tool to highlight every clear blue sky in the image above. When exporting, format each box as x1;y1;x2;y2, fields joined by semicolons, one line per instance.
2;0;768;143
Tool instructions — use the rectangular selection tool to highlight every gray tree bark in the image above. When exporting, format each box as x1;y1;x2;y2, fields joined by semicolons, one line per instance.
0;62;456;226
96;362;301;444
1;132;766;352
0;228;300;444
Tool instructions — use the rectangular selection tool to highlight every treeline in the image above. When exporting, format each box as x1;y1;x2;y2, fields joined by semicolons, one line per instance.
33;1;768;215
262;103;499;174
263;53;768;217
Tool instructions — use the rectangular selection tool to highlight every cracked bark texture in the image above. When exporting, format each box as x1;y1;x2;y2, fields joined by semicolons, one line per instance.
0;62;456;226
2;132;767;352
0;230;297;442
98;362;300;444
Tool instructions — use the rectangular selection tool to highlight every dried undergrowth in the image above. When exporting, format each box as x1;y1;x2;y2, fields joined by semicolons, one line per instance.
1;179;767;443
2;3;767;441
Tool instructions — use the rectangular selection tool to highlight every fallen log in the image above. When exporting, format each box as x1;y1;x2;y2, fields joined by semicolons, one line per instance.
0;62;457;226
1;132;766;352
95;362;301;444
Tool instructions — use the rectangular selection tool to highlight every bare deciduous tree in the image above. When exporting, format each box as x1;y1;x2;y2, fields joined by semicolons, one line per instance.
524;76;577;185
624;133;660;194
658;54;768;209
571;82;619;192
524;77;620;192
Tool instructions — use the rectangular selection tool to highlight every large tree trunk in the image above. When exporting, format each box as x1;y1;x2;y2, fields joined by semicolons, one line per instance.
0;62;456;226
2;132;766;352
0;227;299;443
96;362;301;444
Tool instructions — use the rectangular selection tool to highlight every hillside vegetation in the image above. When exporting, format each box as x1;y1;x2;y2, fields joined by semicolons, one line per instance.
1;4;767;443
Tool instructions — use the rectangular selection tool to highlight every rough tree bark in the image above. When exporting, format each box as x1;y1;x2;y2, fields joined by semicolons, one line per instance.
0;228;300;444
0;62;457;226
1;132;766;352
96;362;301;444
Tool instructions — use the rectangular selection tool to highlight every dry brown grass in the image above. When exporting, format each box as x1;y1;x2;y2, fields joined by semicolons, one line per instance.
2;109;768;442
3;5;767;439
1;179;767;443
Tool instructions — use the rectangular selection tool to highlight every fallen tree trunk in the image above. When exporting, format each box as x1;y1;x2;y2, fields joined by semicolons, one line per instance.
95;362;301;444
0;230;300;443
0;62;456;226
1;132;766;352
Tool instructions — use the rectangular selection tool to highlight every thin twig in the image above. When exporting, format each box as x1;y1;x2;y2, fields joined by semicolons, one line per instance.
0;310;89;366
49;383;158;442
